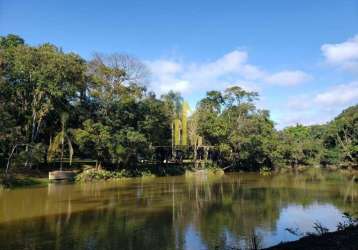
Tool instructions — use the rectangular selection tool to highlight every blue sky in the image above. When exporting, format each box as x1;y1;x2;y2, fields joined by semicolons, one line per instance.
1;0;358;128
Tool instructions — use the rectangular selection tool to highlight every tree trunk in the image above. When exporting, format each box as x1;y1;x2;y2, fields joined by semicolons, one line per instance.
24;144;29;167
60;139;64;171
6;145;17;175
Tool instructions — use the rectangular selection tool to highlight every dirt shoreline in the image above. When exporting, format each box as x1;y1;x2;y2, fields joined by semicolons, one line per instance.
263;226;358;250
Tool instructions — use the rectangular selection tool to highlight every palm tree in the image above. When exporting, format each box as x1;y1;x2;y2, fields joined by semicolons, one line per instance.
47;113;73;170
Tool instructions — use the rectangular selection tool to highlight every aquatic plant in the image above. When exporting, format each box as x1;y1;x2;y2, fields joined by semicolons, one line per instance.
337;213;358;231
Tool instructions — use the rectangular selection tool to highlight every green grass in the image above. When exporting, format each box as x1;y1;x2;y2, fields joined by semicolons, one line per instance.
0;174;48;189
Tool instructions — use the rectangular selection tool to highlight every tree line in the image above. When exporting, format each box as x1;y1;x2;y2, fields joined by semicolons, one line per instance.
0;34;357;172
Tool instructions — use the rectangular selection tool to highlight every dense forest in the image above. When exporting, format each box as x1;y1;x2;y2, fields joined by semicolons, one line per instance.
0;34;357;176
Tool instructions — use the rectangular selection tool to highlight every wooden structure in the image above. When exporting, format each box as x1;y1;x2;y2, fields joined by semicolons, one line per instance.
49;171;76;181
152;145;217;165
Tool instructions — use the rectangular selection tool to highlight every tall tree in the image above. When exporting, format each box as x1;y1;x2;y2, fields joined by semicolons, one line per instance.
0;35;86;167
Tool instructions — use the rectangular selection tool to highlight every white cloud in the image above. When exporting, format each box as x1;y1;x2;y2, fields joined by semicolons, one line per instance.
194;50;248;77
276;81;358;128
314;81;358;106
286;83;358;119
265;70;312;86
159;80;190;93
321;35;358;72
146;59;189;93
277;111;331;128
147;50;264;95
146;50;309;95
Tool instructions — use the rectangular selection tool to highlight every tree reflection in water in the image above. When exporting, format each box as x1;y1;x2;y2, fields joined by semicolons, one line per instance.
0;170;356;250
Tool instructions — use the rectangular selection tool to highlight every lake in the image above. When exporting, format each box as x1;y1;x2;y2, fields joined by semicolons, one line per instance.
0;170;357;249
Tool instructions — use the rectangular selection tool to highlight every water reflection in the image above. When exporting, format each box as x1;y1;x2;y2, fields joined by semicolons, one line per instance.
259;203;347;247
0;171;357;249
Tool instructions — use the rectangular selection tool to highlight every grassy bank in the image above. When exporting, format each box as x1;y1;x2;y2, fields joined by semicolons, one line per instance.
75;164;222;182
2;164;356;187
0;172;48;189
1;163;223;187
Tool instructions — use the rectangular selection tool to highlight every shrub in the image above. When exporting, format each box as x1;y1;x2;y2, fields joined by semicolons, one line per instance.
75;169;127;182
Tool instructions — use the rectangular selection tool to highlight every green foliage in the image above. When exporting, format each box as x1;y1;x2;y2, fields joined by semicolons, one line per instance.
75;167;157;182
14;143;46;166
161;91;183;120
0;35;86;169
276;125;322;167
323;105;358;167
0;34;24;48
194;86;278;170
73;120;112;167
260;166;272;176
0;35;173;171
75;169;130;182
0;172;48;189
0;34;356;175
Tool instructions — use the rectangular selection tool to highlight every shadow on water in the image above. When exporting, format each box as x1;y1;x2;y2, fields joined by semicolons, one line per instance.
0;170;357;249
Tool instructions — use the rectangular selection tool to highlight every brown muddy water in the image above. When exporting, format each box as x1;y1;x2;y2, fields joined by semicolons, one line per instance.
0;170;357;249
